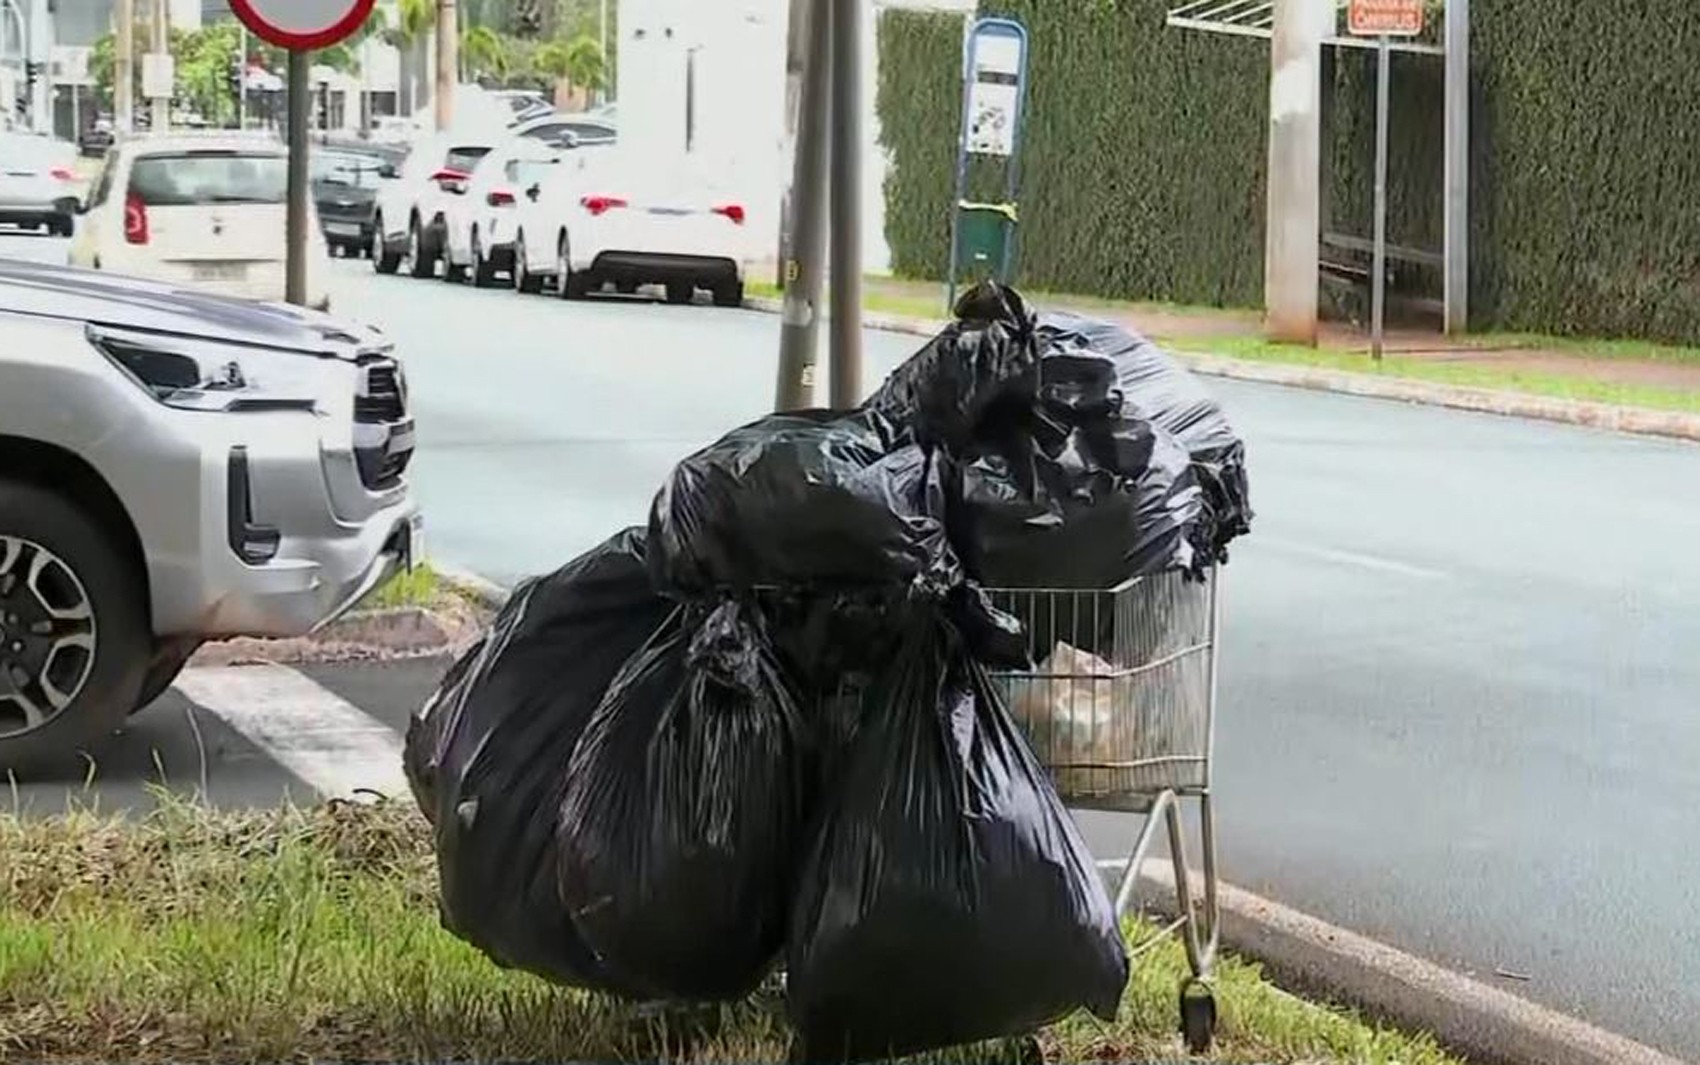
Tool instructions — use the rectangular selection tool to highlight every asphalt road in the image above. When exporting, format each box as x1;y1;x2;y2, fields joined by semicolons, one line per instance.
6;234;1699;1059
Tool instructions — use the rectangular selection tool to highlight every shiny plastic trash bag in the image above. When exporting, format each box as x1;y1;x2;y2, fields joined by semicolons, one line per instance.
1034;312;1253;562
403;528;669;993
555;598;811;1001
648;411;954;593
786;604;1128;1062
950;403;1205;590
863;281;1041;451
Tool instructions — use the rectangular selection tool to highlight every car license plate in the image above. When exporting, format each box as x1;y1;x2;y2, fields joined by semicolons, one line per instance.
192;261;247;282
326;222;362;236
404;513;425;572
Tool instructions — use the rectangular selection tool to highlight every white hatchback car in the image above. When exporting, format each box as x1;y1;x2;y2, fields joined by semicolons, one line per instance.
68;134;333;309
441;137;567;288
510;150;751;305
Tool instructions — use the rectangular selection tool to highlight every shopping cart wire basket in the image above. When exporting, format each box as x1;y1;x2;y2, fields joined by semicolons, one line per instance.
988;565;1223;1053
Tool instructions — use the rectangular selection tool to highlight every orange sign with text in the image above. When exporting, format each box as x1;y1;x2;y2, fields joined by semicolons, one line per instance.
1348;0;1425;36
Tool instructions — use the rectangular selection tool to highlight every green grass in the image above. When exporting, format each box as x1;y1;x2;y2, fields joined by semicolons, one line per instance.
749;277;1700;412
1184;336;1700;415
356;563;453;612
0;798;1463;1065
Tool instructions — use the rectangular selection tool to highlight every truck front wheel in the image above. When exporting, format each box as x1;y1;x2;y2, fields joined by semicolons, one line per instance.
0;479;150;774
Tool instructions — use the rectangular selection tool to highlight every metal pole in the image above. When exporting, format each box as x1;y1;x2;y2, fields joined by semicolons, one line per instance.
434;0;456;131
599;0;608;102
827;0;862;409
1371;35;1390;363
237;22;247;130
774;0;830;412
149;0;168;132
114;0;133;134
285;48;310;307
1442;0;1470;334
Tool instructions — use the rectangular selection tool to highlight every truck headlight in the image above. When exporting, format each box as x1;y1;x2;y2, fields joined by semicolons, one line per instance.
88;325;337;414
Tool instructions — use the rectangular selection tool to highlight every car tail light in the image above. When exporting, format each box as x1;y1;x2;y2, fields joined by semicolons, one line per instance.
580;195;628;217
50;166;75;182
713;203;746;225
487;187;516;207
124;194;149;245
430;167;470;191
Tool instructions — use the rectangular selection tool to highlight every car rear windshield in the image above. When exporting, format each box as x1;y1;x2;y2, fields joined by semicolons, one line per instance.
313;149;387;184
128;151;288;206
445;146;491;173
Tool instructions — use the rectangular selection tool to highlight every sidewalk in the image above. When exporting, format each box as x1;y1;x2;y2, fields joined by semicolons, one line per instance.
760;275;1700;425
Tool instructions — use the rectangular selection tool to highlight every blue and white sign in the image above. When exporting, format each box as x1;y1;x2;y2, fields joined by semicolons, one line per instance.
961;18;1029;158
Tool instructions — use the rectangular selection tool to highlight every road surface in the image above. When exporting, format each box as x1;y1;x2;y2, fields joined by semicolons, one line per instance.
6;234;1698;1059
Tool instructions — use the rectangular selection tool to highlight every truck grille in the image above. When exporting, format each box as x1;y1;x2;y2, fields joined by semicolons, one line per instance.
356;357;405;423
354;355;412;490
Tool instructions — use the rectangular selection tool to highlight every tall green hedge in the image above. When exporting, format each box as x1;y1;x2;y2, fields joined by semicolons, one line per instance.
1470;2;1700;341
876;10;965;280
877;1;1269;307
880;1;1700;340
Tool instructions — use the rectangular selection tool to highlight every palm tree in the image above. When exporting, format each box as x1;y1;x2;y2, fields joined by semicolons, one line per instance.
461;24;511;84
532;39;573;87
383;0;436;117
563;34;605;96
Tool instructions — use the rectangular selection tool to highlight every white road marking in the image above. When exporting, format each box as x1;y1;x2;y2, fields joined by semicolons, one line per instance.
172;663;409;801
1256;536;1452;580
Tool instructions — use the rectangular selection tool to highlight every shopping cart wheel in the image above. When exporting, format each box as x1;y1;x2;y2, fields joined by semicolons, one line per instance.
1179;979;1217;1054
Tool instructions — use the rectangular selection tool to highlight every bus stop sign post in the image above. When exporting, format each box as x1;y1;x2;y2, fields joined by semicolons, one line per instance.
229;0;377;307
1347;0;1423;362
947;17;1029;312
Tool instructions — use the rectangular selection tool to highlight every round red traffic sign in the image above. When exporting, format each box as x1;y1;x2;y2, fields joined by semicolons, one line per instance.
229;0;378;51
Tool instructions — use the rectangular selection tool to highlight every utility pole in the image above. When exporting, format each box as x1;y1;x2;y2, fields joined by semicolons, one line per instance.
773;0;830;412
114;0;134;134
1263;0;1328;345
285;48;308;304
434;0;456;131
149;0;169;133
827;0;862;408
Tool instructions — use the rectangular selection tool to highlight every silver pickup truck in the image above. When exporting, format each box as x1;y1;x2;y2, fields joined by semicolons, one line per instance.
0;258;421;771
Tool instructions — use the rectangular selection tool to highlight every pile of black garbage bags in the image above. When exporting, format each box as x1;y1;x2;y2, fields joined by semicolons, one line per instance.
403;283;1251;1062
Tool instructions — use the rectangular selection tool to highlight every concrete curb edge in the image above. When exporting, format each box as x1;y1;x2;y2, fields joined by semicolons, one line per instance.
433;563;511;612
432;555;1689;1065
1116;858;1686;1065
744;296;1700;444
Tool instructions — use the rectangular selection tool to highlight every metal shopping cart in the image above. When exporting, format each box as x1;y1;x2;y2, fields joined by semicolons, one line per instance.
988;565;1223;1054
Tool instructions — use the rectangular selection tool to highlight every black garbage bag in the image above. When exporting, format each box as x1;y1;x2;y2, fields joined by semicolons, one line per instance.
555;598;811;1002
787;602;1128;1063
950;401;1205;593
863;281;1041;451
402;528;670;993
1035;312;1253;561
647;411;955;594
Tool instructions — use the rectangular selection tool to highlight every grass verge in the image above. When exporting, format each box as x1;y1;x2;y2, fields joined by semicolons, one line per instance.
0;799;1462;1064
1190;336;1700;415
355;562;457;613
748;278;1700;414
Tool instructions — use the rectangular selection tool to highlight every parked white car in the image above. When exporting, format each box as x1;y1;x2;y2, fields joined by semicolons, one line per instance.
370;132;496;279
0;132;84;235
509;151;751;306
68;133;333;309
441;137;567;288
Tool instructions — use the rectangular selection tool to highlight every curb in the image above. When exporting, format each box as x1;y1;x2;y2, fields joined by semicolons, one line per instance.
744;297;1700;445
434;562;512;612
442;560;1683;1065
1114;858;1687;1065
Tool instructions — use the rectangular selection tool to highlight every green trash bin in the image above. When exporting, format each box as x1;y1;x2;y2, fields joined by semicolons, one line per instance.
953;200;1019;282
